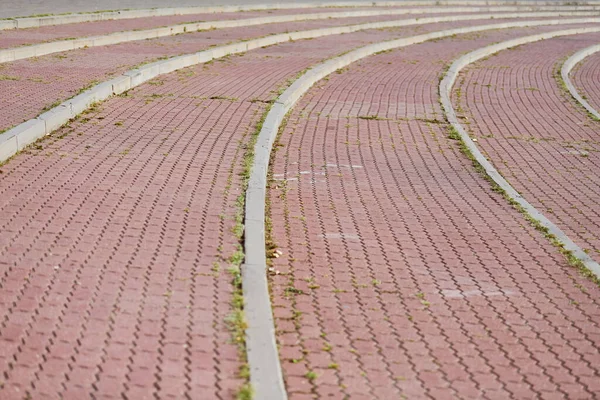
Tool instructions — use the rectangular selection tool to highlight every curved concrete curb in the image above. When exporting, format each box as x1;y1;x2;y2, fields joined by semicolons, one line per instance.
244;18;600;400
439;29;600;278
2;1;600;30
2;9;599;64
562;43;600;120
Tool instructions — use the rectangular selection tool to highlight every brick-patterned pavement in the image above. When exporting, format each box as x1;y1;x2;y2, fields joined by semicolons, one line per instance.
455;32;600;262
0;24;558;400
571;50;600;116
0;12;519;134
2;5;600;399
267;26;600;400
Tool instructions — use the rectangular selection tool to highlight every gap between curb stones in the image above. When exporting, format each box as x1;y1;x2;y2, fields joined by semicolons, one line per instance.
561;43;600;120
439;28;600;277
245;18;600;400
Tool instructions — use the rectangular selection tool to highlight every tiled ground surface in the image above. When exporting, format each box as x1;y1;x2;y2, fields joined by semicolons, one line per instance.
0;6;403;49
2;6;600;400
571;50;600;116
0;12;531;134
455;32;600;261
267;26;600;400
0;25;552;400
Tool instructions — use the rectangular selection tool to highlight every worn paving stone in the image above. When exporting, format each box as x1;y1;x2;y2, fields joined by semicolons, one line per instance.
267;25;600;399
456;32;600;261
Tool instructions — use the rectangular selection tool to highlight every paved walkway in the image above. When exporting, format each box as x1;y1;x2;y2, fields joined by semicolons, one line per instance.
455;32;600;261
267;25;600;400
572;50;600;115
1;3;600;400
0;21;523;399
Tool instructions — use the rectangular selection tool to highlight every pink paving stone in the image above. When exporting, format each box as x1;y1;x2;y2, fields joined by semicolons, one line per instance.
571;50;600;119
0;13;566;133
0;22;562;399
455;32;600;259
267;25;600;399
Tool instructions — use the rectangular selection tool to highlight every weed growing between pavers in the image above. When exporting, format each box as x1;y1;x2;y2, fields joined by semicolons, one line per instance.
555;57;600;122
264;110;313;378
224;69;305;396
442;77;600;287
224;103;271;400
264;108;343;395
226;69;310;392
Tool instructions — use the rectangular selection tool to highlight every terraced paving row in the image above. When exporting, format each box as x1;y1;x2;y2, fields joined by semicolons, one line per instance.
571;49;600;115
0;12;537;134
455;32;600;261
267;27;600;400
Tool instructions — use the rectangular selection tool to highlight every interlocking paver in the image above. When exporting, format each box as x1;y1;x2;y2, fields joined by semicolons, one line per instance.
0;22;551;399
455;32;600;260
267;25;600;399
3;4;600;399
571;50;600;115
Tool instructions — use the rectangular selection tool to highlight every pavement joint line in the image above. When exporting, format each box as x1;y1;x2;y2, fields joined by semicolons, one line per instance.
245;17;600;400
2;13;598;164
2;9;599;63
2;0;600;29
439;28;600;279
561;43;600;120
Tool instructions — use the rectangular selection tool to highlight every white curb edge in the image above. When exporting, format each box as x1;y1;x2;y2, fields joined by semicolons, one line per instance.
439;28;600;277
3;1;600;30
2;9;600;64
561;43;600;120
245;18;600;400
